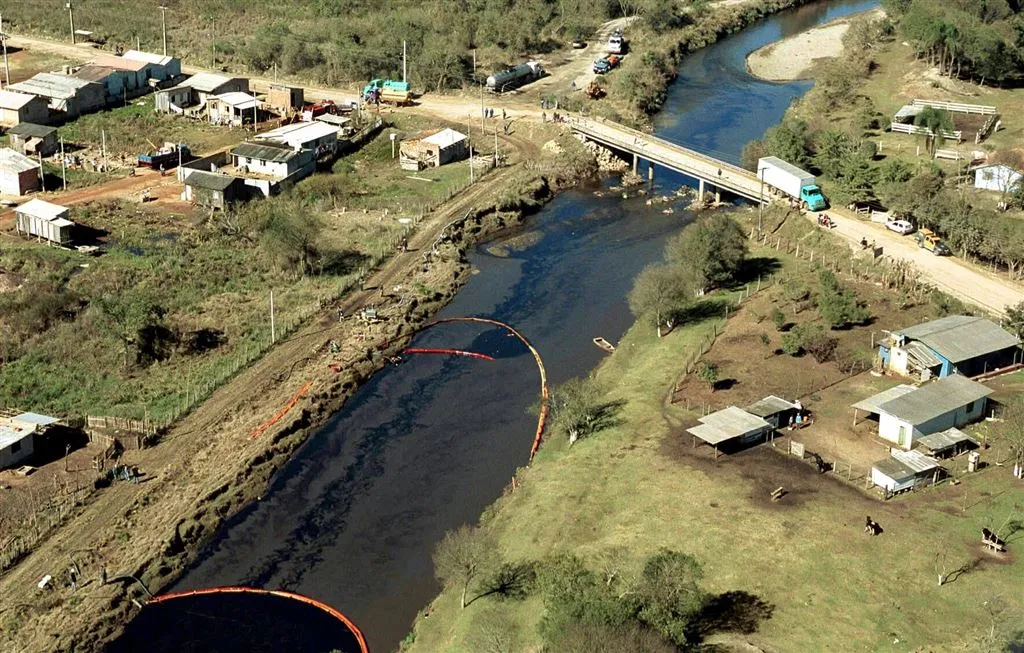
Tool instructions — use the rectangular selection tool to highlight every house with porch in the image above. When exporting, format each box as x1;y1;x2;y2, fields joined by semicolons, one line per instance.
878;315;1020;379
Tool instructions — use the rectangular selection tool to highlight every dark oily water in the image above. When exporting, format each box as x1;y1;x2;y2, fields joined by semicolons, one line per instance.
110;1;879;651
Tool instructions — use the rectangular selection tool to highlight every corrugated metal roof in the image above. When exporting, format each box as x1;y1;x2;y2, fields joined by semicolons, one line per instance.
917;427;978;452
256;120;339;145
214;91;261;109
93;54;148;72
12;412;59;426
73;65;118;83
15;198;70;221
686;406;769;445
123;50;176;66
851;384;917;414
0;89;40;110
892;449;940;473
905;340;942;369
0;147;41;173
897;316;1019;363
8;72;96;100
185;170;238;191
744;395;797;418
7;122;57;138
231;140;298;163
423;127;467;148
183;72;241;93
877;375;992;425
0;424;33;450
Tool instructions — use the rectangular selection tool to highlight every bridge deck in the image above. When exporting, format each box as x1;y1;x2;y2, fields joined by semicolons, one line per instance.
569;118;768;203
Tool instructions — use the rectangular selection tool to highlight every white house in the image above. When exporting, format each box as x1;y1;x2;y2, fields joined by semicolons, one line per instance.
228;140;315;197
14;198;75;245
208;91;262;125
0;412;59;469
974;163;1022;193
871;449;941;493
254;121;340;158
852;375;992;450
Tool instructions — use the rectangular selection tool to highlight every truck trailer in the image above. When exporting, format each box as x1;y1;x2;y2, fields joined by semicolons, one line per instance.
757;156;828;211
486;62;545;92
363;79;412;106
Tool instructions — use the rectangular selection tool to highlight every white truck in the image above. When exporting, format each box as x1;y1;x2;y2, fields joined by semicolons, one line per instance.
757;157;828;211
606;28;626;54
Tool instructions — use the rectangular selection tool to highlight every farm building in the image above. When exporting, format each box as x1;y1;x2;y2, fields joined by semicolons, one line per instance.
6;123;58;156
207;91;263;125
870;449;942;494
182;170;246;210
743;395;799;429
852;375;992;450
266;84;304;113
879;315;1020;379
72;65;126;105
686;406;772;457
255;121;340;158
400;128;469;170
0;148;42;196
0;89;51;127
916;427;978;459
7;72;105;118
0;412;60;470
14;198;74;245
973;164;1021;193
154;73;249;113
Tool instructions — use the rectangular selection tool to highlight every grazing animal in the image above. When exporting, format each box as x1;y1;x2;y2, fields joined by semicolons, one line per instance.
864;516;882;536
982;528;1005;548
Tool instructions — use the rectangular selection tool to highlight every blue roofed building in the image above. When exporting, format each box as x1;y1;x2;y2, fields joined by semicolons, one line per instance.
878;315;1020;380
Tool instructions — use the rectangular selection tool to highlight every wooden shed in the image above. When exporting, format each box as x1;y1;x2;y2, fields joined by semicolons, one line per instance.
871;450;941;494
7;123;59;157
400;128;469;170
183;170;246;210
15;198;74;245
0;148;42;196
266;84;304;113
0;89;51;128
686;406;772;457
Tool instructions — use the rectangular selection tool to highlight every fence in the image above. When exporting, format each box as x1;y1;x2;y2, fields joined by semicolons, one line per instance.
912;99;997;115
890;122;962;142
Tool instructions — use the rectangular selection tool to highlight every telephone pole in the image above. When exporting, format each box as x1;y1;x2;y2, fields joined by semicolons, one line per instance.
402;40;407;84
60;136;67;191
269;290;276;343
159;4;168;56
0;12;10;88
67;2;76;44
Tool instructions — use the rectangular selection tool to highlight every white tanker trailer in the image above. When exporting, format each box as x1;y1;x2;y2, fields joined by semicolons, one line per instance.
486;61;545;92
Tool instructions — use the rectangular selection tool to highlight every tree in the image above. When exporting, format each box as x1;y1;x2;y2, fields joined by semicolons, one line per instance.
549;377;603;446
697;362;718;392
800;325;839;364
913;107;955;155
628;264;692;337
771;307;786;331
94;291;167;369
763;118;811;168
1004;301;1024;339
816;270;869;328
634;549;705;645
255;199;326;277
433;525;496;609
781;331;803;356
1000;396;1024;467
664;214;748;294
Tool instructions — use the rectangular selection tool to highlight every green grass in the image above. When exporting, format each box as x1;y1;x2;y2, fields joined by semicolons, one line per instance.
406;252;1024;652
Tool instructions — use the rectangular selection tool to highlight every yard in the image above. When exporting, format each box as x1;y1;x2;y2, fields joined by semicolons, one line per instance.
406;214;1024;652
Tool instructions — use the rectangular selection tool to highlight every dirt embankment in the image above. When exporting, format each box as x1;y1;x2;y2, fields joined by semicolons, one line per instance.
746;9;884;81
0;132;593;652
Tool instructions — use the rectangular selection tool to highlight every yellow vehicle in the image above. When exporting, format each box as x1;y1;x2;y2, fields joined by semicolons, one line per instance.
915;228;951;256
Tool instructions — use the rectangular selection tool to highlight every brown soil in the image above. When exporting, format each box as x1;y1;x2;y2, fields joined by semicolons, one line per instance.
0;131;561;651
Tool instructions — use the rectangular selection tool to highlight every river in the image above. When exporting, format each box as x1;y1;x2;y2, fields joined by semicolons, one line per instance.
109;1;879;651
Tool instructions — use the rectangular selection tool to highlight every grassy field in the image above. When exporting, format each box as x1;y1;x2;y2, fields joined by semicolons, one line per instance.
405;218;1024;652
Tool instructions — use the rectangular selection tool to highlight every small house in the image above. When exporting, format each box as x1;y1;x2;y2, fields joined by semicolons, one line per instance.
0;89;51;128
72;65;126;106
7;72;106;118
399;128;469;170
228;140;315;197
266;84;304;113
182;170;246;210
916;427;978;459
0;148;42;196
153;85;195;114
121;50;182;82
14;198;75;246
255;121;340;158
0;412;60;469
7;123;59;157
852;375;992;450
208;92;263;125
154;73;249;114
871;449;941;494
879;315;1020;379
744;395;799;429
685;406;772;457
973;164;1021;193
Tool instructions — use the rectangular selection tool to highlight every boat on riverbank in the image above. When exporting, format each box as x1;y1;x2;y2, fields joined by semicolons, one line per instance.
593;337;616;353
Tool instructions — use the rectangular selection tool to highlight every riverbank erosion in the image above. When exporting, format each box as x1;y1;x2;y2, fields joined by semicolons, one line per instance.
746;9;884;81
0;130;597;652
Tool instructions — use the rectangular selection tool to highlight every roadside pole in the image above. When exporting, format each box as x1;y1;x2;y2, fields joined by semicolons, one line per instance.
60;136;67;191
0;12;10;88
67;2;76;45
270;290;276;343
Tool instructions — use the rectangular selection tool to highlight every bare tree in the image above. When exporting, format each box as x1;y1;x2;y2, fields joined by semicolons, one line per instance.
549;376;603;446
433;525;496;609
1000;397;1024;469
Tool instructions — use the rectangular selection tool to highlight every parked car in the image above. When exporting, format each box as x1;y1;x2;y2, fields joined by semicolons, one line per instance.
885;219;915;235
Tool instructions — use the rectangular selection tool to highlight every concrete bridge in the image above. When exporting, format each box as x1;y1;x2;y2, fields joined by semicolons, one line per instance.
568;118;768;204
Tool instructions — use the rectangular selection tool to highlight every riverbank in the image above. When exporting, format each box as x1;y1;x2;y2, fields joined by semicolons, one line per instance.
0;128;597;652
746;9;883;81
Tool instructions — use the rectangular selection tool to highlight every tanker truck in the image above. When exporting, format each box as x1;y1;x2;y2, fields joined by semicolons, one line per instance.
486;61;545;92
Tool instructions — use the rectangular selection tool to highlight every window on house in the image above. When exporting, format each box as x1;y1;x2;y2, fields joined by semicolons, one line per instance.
10;441;21;454
965;401;975;412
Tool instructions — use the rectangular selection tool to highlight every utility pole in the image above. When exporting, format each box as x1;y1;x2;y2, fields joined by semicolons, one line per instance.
252;91;258;132
37;151;45;191
60;136;67;190
101;129;107;171
269;290;276;343
469;144;474;184
159;4;168;57
472;49;476;76
402;40;407;84
67;2;76;45
479;84;484;135
0;12;10;88
493;128;498;168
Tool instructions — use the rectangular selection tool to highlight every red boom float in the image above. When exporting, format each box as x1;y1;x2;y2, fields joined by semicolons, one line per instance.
402;347;495;361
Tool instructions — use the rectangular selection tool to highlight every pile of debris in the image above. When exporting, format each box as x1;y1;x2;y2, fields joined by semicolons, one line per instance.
578;137;630;173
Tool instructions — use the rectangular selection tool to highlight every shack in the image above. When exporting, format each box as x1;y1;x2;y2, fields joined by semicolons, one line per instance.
879;315;1020;379
0;412;60;470
72;64;126;106
916;427;978;459
871;449;942;494
8;72;105;118
14;198;74;245
686;406;771;457
0;89;51;128
744;395;799;429
0;148;42;196
208;92;263;125
7;123;59;157
154;73;249;114
852;375;992;450
182;170;246;210
266;84;304;113
255;121;340;158
399;128;469;170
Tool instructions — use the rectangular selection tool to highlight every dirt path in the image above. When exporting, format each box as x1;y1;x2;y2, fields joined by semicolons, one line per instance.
810;208;1024;315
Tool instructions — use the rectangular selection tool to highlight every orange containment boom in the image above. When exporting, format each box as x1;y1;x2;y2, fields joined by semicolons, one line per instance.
249;380;314;440
402;347;495;361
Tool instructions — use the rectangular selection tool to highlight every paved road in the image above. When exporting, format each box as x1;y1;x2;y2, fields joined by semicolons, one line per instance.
815;208;1023;316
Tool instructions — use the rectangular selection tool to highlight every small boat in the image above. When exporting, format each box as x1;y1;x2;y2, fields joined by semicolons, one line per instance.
593;337;616;353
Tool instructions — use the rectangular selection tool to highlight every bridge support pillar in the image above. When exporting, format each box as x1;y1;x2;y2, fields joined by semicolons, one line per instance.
648;163;654;183
632;154;638;174
715;188;721;204
698;179;705;202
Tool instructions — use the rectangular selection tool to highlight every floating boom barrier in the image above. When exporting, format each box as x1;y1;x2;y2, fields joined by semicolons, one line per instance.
402;347;495;361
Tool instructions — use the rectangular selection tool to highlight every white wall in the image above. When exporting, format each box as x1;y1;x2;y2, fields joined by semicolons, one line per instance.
878;413;916;448
975;166;1021;192
879;398;987;449
888;346;910;375
871;467;916;492
0;434;34;469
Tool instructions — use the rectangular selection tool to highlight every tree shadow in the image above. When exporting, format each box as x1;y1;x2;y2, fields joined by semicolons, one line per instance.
713;378;738;391
686;590;775;645
672;299;727;329
475;561;538;603
944;558;982;585
317;249;371;276
734;256;781;285
590;398;628;435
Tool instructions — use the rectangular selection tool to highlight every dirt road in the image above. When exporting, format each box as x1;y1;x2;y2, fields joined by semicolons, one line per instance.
813;208;1023;315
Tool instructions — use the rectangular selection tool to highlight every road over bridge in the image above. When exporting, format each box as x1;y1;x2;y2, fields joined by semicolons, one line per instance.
568;117;768;204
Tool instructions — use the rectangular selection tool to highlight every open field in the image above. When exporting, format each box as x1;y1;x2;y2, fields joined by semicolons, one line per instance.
406;213;1024;652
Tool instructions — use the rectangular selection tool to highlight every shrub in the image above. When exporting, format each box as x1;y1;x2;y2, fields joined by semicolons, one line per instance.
770;307;786;331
